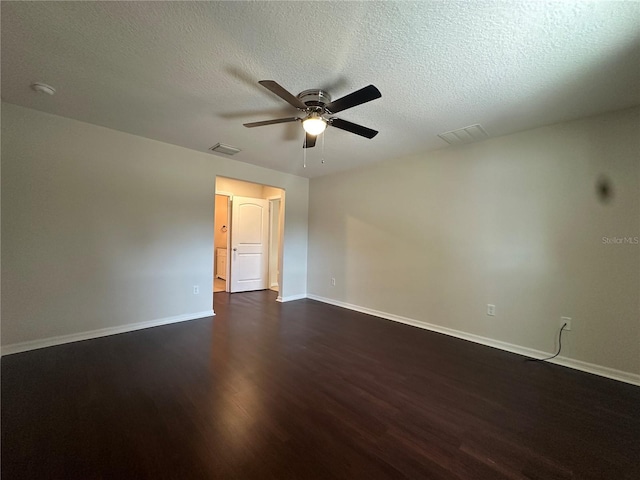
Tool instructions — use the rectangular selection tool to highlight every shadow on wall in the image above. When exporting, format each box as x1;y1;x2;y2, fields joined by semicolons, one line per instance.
308;103;639;373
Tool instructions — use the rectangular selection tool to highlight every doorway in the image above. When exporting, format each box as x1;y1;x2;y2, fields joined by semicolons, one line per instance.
214;177;284;299
213;194;230;293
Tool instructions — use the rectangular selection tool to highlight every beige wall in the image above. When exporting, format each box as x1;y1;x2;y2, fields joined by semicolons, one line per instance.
216;177;264;198
215;177;283;201
1;103;308;347
308;107;640;376
262;185;283;199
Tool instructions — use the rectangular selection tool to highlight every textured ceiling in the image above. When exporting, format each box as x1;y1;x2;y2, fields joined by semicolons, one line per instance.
2;1;639;178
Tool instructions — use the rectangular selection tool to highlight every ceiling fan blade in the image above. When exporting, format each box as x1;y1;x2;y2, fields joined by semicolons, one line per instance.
303;132;317;148
325;85;381;114
330;118;378;139
258;80;308;110
243;117;300;128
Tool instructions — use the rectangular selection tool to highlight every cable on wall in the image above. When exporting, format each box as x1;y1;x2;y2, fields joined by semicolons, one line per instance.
526;323;567;363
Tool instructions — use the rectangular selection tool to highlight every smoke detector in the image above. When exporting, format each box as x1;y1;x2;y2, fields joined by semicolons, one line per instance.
209;143;241;155
31;82;56;95
438;124;488;145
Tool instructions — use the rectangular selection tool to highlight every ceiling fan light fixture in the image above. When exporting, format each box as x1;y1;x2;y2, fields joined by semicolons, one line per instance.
302;115;327;136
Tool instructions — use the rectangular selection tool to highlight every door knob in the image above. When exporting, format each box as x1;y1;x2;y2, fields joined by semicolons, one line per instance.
233;248;237;251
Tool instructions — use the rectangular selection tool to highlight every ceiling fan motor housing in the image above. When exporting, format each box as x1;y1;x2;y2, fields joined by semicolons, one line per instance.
297;89;332;109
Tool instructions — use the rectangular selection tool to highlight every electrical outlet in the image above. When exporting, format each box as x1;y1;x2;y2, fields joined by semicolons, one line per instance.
331;277;336;286
487;304;495;316
561;317;572;331
193;285;200;295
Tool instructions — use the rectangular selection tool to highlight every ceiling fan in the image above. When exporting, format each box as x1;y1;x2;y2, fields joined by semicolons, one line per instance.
243;80;381;148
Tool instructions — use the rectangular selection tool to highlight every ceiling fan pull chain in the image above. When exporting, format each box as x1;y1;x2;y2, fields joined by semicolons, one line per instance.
303;138;307;168
321;130;325;164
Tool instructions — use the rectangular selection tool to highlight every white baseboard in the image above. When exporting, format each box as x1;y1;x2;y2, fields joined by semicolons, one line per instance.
306;294;640;387
0;309;216;356
276;293;307;303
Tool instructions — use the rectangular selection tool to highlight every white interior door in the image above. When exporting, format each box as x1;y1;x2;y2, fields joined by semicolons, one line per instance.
230;196;269;293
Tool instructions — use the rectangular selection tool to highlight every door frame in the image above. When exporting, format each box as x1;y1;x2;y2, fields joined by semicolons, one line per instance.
214;178;286;300
215;190;233;292
267;195;282;292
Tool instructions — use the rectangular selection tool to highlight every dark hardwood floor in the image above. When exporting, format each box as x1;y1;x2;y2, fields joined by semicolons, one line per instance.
2;291;639;479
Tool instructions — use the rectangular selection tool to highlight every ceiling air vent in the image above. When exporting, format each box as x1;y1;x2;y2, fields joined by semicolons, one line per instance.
209;143;241;155
438;124;488;145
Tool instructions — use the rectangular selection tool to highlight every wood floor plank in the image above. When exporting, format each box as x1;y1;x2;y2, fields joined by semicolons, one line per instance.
2;290;639;479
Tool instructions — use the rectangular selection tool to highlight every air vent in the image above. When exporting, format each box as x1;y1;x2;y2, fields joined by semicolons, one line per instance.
438;124;488;145
209;143;241;155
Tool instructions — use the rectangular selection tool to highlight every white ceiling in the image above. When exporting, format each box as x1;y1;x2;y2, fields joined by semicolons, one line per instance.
2;1;639;178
